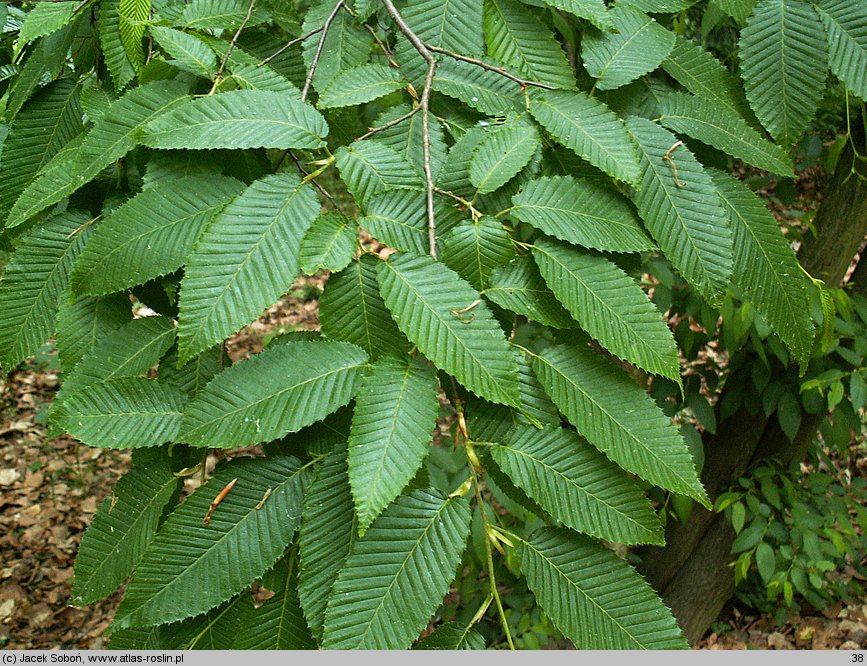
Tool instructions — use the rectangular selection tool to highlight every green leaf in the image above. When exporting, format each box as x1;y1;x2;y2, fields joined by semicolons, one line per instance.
113;455;310;628
661;36;756;124
739;0;828;147
373;104;448;177
320;256;407;361
15;2;77;54
322;490;471;649
55;292;132;373
234;556;316;649
180;341;368;447
624;0;698;12
52;378;186;448
57;316;175;399
298;445;356;642
436;127;485;196
300;214;357;275
72;175;244;296
850;371;867;411
528;89;641;186
581;4;675;91
538;0;613;31
159;345;222;399
492;426;663;544
441;216;516;291
8;80;190;228
377;252;520;406
0;79;82;220
531;344;708;504
100;0;136;90
817;0;867;101
71;450;179;605
776;391;801;440
533;238;681;383
118;0;150;71
626;116;732;306
709;169;814;367
755;541;776;583
180;0;267;29
302;2;374;93
0;212;90;372
334;140;421;207
150;26;217;77
519;527;688;649
403;0;484;56
469;123;540;194
168;595;255;650
484;0;574;89
139;90;327;150
359;189;431;255
414;622;485;649
349;357;439;534
432;58;522;116
714;0;757;23
510;175;654;252
177;173;319;362
484;255;576;329
658;93;794;177
319;64;404;109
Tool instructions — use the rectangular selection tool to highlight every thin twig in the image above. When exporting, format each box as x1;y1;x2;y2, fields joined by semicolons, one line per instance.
356;106;420;142
381;0;438;258
211;0;256;93
288;150;341;210
425;45;555;91
301;0;346;102
258;26;323;67
366;24;399;68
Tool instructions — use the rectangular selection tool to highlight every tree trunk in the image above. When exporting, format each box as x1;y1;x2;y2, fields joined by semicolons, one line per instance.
638;114;867;644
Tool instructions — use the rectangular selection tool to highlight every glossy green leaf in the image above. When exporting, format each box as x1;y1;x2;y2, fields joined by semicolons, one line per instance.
817;0;867;101
177;173;319;362
179;340;368;448
484;255;576;329
533;237;681;383
300;214;357;275
298;445;356;642
627;116;732;306
319;64;404;109
52;378;186;448
71;450;179;605
493;426;663;544
73;175;244;296
531;344;708;504
150;26;217;77
321;490;471;649
403;0;484;55
484;0;574;89
658;93;794;176
349;357;438;534
0;212;91;371
519;527;688;648
113;455;310;628
377;252;520;405
709;169;814;367
581;4;675;90
335;140;421;207
739;0;828;147
441;216;516;291
139;90;328;150
528;89;641;186
469;123;540;194
510;175;654;252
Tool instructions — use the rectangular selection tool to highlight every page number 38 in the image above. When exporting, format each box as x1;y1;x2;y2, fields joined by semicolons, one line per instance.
851;654;864;662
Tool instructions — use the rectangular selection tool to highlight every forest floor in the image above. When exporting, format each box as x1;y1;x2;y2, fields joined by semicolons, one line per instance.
1;276;864;650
